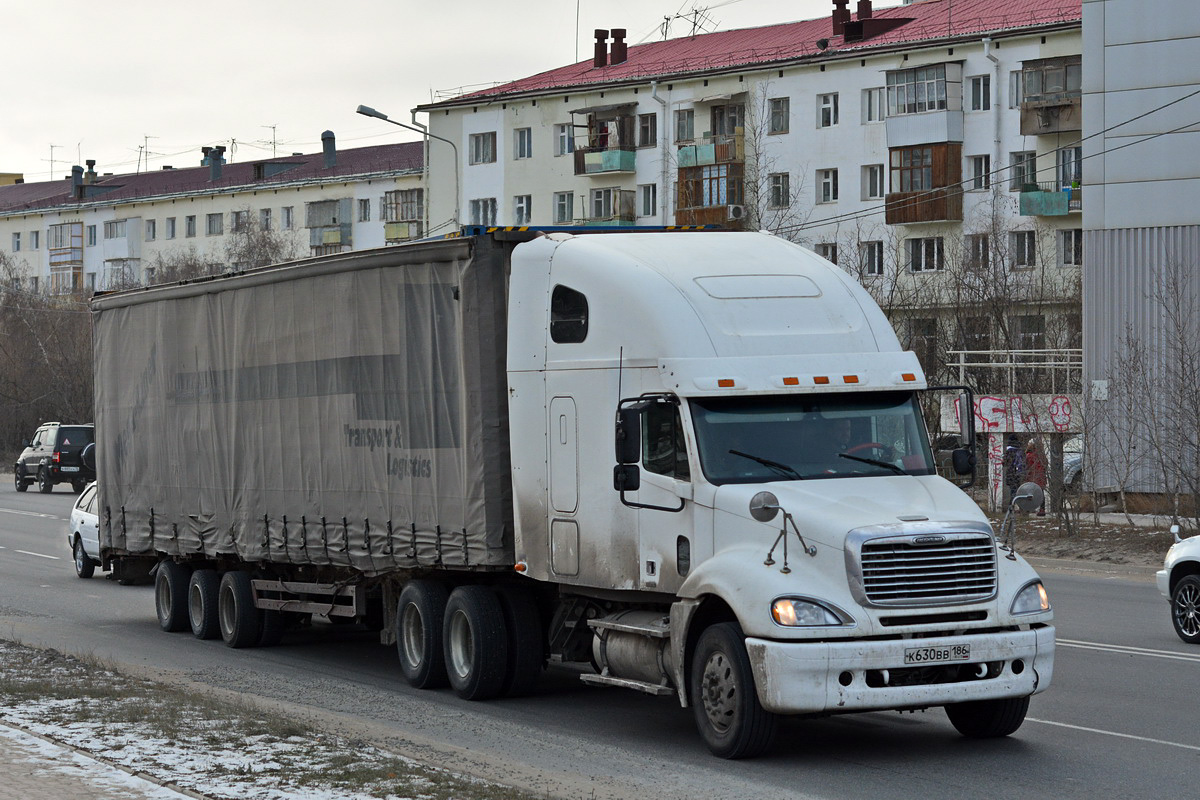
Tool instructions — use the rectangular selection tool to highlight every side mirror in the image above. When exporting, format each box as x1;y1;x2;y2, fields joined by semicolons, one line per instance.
958;390;975;443
615;407;641;465
951;447;975;476
614;464;641;492
1012;481;1045;513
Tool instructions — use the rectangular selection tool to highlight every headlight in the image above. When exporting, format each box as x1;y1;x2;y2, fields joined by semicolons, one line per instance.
771;597;852;627
1011;581;1051;615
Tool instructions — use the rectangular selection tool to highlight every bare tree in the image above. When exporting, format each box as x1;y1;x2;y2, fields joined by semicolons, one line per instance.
224;207;303;270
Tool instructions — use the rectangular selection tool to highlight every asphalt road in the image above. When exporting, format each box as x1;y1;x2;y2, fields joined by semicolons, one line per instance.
1;481;1196;800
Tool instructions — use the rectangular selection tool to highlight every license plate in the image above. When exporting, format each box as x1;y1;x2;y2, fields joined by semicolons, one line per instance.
61;466;80;472
903;643;970;665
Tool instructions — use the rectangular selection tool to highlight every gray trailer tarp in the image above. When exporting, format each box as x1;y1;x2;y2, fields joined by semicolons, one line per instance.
91;236;514;574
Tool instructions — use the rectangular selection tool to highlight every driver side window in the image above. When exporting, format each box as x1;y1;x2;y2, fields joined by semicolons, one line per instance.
642;403;691;481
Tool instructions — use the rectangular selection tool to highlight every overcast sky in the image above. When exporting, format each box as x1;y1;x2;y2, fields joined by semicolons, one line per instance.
2;1;905;183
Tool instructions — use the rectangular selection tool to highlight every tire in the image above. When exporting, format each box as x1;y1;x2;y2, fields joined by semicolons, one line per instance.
71;479;86;494
37;467;53;494
188;569;221;640
257;610;285;647
945;695;1030;738
73;536;95;579
155;560;191;633
495;585;544;697
14;468;27;493
1170;574;1200;644
443;585;508;701
219;571;261;648
396;580;450;689
689;622;778;759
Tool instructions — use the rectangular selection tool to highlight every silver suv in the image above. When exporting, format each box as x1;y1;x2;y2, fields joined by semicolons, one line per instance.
14;422;95;494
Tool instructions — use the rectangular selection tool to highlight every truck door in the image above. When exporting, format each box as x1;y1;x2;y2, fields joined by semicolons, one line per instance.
635;401;695;593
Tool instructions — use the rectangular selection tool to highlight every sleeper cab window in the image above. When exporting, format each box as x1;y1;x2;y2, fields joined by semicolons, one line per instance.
550;285;588;343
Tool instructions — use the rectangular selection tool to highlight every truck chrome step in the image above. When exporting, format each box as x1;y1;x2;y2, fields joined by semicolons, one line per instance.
580;673;675;696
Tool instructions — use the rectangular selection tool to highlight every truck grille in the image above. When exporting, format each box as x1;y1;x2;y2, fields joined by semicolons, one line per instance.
859;533;997;607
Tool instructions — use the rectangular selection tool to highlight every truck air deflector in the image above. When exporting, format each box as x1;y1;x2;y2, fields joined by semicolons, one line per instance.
658;353;926;396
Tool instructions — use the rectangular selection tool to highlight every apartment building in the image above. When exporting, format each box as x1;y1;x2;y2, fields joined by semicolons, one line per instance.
0;134;424;292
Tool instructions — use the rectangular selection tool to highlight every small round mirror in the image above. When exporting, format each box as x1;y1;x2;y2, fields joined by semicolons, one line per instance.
1012;481;1045;513
750;491;780;522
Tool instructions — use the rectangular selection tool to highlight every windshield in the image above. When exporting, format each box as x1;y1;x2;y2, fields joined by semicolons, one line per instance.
689;391;936;484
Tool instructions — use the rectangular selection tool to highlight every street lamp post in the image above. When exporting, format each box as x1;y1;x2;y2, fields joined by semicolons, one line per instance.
356;104;460;230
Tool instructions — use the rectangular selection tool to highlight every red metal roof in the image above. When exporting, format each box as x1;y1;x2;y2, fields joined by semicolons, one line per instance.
0;141;423;215
433;0;1080;106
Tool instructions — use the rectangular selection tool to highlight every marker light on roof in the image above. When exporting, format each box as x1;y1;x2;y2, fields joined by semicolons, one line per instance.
814;376;830;385
902;373;917;382
783;377;799;386
717;379;735;388
843;375;860;384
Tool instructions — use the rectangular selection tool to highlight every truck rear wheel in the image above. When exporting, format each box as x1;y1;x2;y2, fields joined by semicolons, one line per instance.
257;610;285;647
155;560;191;632
944;695;1030;738
443;585;508;701
396;580;449;689
495;585;544;697
188;569;220;639
218;571;261;648
690;622;778;759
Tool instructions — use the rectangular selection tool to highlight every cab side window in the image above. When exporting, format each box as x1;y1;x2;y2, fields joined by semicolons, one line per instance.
642;403;691;481
550;285;588;343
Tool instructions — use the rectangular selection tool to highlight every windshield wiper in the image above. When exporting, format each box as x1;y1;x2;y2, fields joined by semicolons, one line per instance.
838;452;907;476
729;449;804;480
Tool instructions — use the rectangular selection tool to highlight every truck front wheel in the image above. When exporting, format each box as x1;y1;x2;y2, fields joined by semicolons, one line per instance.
396;580;449;689
690;622;778;759
155;560;191;632
443;585;508;701
944;695;1030;738
218;571;261;648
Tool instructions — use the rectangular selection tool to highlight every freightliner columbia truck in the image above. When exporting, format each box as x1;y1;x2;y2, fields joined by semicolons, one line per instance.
91;228;1054;758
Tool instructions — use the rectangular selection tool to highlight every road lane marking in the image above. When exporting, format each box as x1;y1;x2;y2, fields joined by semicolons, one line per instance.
14;550;60;560
1029;718;1200;752
0;508;61;520
1058;638;1200;664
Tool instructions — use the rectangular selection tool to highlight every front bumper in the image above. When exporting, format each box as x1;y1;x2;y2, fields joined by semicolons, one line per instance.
1156;569;1170;600
745;626;1054;715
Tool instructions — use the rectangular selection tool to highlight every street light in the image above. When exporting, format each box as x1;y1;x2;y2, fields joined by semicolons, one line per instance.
356;104;460;229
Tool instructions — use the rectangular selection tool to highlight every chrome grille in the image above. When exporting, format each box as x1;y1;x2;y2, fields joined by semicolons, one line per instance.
859;533;997;606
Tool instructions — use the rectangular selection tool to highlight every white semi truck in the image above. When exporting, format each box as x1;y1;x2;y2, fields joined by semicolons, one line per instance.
91;228;1054;758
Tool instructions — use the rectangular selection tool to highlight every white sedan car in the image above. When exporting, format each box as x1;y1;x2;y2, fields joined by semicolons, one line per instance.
68;482;103;579
1156;525;1200;644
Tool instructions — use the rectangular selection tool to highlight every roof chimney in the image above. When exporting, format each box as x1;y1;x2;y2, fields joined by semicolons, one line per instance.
610;28;628;65
71;165;83;189
832;0;851;35
209;145;225;181
322;130;337;168
857;0;873;20
84;159;97;185
593;29;609;68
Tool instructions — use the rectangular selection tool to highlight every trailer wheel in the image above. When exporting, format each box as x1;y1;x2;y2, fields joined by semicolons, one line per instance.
188;569;220;639
944;695;1030;738
396;580;449;689
258;610;285;647
218;571;261;648
155;560;191;633
495;585;544;697
689;622;778;759
443;585;508;701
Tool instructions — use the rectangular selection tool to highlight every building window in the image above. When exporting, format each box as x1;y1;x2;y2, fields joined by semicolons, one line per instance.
863;164;885;199
1060;228;1083;266
554;123;574;156
910;318;940;372
469;132;496;164
282;207;294;230
514;127;533;160
103;220;127;239
29;230;39;250
185;216;196;238
768;172;790;208
769;97;790;134
710;104;744;136
357;199;371;222
675;108;695;142
637;113;657;147
965;234;990;270
887;64;947;115
968;75;991;111
818;93;839;127
144;220;156;241
860;240;884;276
166;217;176;239
818;169;839;203
1011;230;1036;268
1009;151;1037;190
1009;70;1023;108
553;191;574;224
591;188;615;219
1023;56;1082;104
10;232;18;252
260;209;272;230
892;146;933;192
907;237;944;272
638;183;657;217
87;225;97;246
816;243;837;264
514;195;532;225
863;87;886;122
1015;314;1046;350
1057;146;1082;187
232;210;250;232
970;155;991;190
206;213;223;236
384;189;424;222
470;198;497;226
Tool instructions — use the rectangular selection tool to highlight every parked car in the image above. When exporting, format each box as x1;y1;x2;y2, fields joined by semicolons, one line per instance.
13;422;95;493
68;481;102;579
1063;435;1084;490
1157;525;1200;644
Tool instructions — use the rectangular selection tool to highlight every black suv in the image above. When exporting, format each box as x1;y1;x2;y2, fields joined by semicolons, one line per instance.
14;423;95;494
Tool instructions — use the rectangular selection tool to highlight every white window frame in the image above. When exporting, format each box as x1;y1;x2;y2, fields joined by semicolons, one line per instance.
862;87;886;123
769;97;790;134
357;199;371;222
232;209;250;232
966;233;990;270
1011;230;1036;269
87;225;98;246
970;154;991;190
553;191;574;224
768;172;790;208
166;217;176;239
638;183;657;217
515;127;533;159
1057;146;1082;188
1060;228;1083;266
144;220;156;242
1010;151;1037;190
860;240;884;276
637;113;657;148
968;75;991;111
10;232;19;252
591;188;615;219
907;237;945;272
103;220;127;240
469;132;497;165
816;243;838;264
1009;70;1023;108
887;64;948;116
818;168;839;203
863;164;885;200
675;108;695;142
818;93;839;128
282;207;294;230
260;209;272;230
554;123;574;156
514;195;532;225
470;198;497;226
205;213;223;236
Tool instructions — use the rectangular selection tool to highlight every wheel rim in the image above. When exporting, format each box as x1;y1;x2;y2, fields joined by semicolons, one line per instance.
219;585;234;635
74;540;86;571
156;576;173;620
699;650;738;733
400;604;425;670
1175;583;1200;638
447;609;473;680
189;582;204;629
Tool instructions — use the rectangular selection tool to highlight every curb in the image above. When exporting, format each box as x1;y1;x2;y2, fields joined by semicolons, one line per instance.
1025;555;1159;581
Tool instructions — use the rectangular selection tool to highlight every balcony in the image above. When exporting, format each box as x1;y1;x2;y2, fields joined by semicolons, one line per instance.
884;186;963;224
1018;182;1082;216
574;146;636;176
578;189;636;226
676;133;743;168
